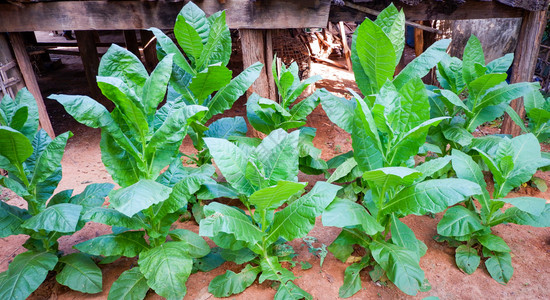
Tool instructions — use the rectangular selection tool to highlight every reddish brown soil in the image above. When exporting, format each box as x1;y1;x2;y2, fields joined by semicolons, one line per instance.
1;51;549;300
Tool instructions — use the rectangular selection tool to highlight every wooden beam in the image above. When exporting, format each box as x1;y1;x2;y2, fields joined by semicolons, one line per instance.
330;1;524;22
339;21;352;71
0;0;331;32
501;9;548;136
8;32;55;138
414;22;424;57
75;31;102;101
123;30;141;59
240;29;276;100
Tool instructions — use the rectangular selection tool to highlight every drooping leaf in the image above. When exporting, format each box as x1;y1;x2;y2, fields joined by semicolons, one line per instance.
138;242;194;299
484;251;513;285
363;167;422;188
455;245;480;275
265;182;340;246
109;180;172;217
477;234;510;253
322;198;383;235
208;264;260;297
0;251;58;300
318;89;357;133
22;203;82;233
168;229;210;258
205;116;247;139
56;253;102;293
74;231;149;257
0;201;31;237
494;197;546;216
382;179;481;216
0;126;33;165
107;268;149;300
339;258;370;298
390;214;427;258
275;281;312;300
69;183;114;208
82;207;146;230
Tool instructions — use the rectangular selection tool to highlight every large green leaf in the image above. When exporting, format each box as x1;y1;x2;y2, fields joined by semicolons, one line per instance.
494;197;546;216
142;54;173;116
254;129;300;186
83;207;146;230
0;251;58;300
327;157;358;183
363;167;422;188
503;204;550;227
393;39;451;90
168;229;210;258
484;251;513;285
462;35;485;85
174;15;204;61
178;2;209;44
138;242;194;299
437;206;484;238
455;245;480;275
352;101;384;171
0;126;33;165
390;214;427;258
249;181;306;211
318;89;356;133
208;264;260;297
475;82;538;111
469;73;508;101
0;201;30;237
98;44;148;95
109;180;172;217
370;240;424;296
204;137;254;195
99;131;140;187
478;234;510;253
265;182;340;245
14;89;39;140
382;179;481;216
108;268;149;300
339;258;370;298
355;18;396;92
205;116;247;139
374;4;405;64
275;281;312;300
195;11;231;70
486;53;514;74
69;183;114;208
74;231;149;257
22;203;82;233
203;62;262;120
150;27;195;75
258;256;296;283
56;253;102;293
322;198;383;235
200;202;265;247
29;131;72;189
189;66;232;102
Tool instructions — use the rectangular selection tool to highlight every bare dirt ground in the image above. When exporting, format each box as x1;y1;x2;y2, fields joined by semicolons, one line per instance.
1;46;549;300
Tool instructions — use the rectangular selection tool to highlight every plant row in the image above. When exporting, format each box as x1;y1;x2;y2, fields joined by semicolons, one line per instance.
1;3;550;299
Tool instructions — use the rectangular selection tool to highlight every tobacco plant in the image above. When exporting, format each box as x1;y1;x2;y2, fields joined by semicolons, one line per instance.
428;35;539;154
200;129;341;299
436;135;550;284
247;56;328;175
50;43;213;299
318;5;483;296
524;88;550;142
0;88;113;299
151;2;262;166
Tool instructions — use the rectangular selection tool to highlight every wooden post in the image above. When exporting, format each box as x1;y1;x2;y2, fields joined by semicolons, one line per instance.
339;21;352;71
140;30;158;73
8;32;55;138
414;21;424;57
501;9;548;136
123;30;141;59
240;29;276;99
75;30;102;101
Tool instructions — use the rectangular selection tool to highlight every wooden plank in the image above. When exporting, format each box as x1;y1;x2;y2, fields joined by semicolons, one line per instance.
123;30;141;59
330;1;524;22
501;9;548;136
75;31;102;101
240;29;276;100
0;0;331;32
339;21;352;71
140;30;158;73
8;32;55;138
414;22;424;57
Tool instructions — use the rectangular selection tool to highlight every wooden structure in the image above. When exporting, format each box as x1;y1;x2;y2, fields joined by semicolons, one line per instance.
0;0;548;136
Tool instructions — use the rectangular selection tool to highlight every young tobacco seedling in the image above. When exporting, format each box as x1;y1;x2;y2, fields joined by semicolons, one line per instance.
50;44;213;299
523;88;550;142
0;88;113;299
200;129;341;299
247;56;328;175
428;35;539;154
151;2;262;166
437;134;550;284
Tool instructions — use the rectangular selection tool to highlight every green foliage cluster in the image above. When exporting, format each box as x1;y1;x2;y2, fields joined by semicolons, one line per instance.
1;3;549;300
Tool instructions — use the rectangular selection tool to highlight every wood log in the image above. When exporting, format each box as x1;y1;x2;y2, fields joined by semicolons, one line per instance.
501;9;548;136
8;32;55;138
123;30;141;59
240;29;276;99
